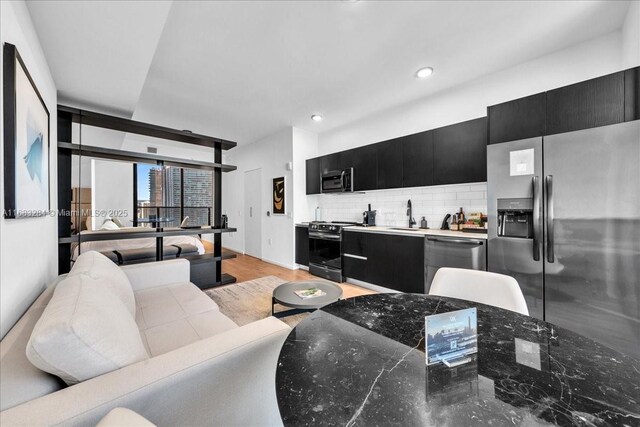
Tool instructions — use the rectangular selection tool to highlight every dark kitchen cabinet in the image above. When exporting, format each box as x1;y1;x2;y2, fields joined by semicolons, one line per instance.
433;117;487;185
402;130;434;188
488;93;546;144
339;145;377;191
320;153;339;174
625;66;640;122
305;158;320;195
342;231;425;293
295;226;309;266
546;71;625;136
376;138;403;189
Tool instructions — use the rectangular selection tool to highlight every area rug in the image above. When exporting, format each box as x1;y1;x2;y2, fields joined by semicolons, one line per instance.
204;276;309;328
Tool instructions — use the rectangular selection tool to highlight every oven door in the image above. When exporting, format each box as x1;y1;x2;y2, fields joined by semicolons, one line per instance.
309;233;342;270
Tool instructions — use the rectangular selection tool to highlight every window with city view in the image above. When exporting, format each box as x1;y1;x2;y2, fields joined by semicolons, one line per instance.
135;163;213;227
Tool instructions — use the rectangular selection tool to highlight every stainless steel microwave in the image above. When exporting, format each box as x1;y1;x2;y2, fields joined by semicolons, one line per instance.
321;168;354;193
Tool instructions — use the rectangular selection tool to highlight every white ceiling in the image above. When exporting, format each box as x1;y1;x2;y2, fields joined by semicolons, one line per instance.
27;1;631;145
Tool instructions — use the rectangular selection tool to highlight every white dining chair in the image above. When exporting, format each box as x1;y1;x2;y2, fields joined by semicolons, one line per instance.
429;268;529;315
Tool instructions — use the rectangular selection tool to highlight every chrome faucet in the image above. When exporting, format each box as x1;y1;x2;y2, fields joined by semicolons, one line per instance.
407;199;416;228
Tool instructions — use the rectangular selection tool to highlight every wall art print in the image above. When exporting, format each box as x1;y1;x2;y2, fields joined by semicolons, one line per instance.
272;176;285;215
3;43;50;218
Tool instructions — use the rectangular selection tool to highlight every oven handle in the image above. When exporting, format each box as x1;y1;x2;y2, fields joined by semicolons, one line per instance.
340;170;346;191
309;232;341;240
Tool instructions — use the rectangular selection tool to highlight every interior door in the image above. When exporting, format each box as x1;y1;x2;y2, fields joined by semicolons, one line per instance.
543;121;640;358
244;168;262;258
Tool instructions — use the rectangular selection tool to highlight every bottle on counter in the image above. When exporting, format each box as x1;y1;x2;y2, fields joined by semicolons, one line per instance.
451;214;458;231
420;216;428;229
458;207;465;225
315;206;321;221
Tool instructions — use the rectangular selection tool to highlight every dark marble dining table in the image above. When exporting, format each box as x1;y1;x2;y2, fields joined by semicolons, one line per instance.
275;293;640;426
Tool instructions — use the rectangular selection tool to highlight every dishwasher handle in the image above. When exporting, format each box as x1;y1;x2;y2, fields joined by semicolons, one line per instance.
426;237;484;245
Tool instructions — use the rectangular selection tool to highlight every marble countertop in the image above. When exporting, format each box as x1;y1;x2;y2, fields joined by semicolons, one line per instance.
276;294;640;426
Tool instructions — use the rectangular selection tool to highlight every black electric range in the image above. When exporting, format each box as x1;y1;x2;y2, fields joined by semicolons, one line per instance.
308;221;362;282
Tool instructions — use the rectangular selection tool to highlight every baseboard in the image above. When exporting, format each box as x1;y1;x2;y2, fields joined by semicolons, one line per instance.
261;257;296;270
346;278;401;294
296;265;309;271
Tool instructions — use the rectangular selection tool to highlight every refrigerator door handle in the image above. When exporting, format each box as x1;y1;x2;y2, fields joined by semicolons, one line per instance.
532;176;541;261
545;175;555;263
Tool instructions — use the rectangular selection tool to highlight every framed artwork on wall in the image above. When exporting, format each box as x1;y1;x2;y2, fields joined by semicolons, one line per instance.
3;43;50;219
272;176;285;215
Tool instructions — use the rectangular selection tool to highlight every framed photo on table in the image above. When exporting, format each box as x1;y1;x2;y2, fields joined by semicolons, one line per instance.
272;176;285;215
3;43;50;219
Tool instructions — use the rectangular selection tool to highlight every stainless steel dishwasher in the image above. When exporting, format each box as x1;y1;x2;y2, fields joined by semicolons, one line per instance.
424;236;487;293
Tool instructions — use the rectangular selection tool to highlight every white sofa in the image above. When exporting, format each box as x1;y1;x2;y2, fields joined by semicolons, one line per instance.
0;252;291;426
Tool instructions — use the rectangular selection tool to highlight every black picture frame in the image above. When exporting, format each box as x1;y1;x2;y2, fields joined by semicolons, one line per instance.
272;176;285;215
3;42;50;219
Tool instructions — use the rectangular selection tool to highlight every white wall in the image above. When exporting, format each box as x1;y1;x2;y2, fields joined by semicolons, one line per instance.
292;127;319;223
622;1;640;68
90;159;134;230
0;0;57;338
317;31;625;156
222;128;295;269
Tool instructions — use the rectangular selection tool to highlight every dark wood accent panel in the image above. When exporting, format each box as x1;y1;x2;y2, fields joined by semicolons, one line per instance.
58;105;237;150
488;93;546;144
625;67;640;122
305;158;321;195
546;72;625;135
433;117;487;185
58;142;235;172
57;111;73;274
295;226;309;266
402;131;434;188
376;138;403;189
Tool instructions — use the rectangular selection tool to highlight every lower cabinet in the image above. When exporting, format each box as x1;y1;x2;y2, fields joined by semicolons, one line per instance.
295;226;309;266
343;231;425;293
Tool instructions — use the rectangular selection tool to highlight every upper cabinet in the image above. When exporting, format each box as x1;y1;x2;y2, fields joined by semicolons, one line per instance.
488;93;546;145
489;67;638;144
376;138;403;189
624;67;640;122
546;71;625;135
306;158;320;195
342;145;377;191
402;130;434;188
433;117;487;185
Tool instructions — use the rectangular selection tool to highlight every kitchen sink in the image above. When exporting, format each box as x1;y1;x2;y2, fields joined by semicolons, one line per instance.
388;227;422;231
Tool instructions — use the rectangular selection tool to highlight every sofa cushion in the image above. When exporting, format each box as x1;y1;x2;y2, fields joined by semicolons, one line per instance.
26;274;148;385
69;251;135;316
134;282;238;356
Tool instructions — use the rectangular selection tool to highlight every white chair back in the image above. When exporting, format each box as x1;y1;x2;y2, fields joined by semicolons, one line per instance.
429;268;529;315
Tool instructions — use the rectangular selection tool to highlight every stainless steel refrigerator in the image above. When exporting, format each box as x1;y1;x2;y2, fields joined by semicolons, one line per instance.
487;120;640;359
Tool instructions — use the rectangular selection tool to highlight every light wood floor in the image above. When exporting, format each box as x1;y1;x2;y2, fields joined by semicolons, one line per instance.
221;248;377;299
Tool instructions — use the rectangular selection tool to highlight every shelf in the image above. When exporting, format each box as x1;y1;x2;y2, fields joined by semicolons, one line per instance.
220;273;237;286
59;105;237;150
58;227;238;244
58;142;237;172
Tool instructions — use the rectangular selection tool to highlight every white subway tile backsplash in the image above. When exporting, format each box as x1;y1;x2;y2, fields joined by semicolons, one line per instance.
311;183;487;226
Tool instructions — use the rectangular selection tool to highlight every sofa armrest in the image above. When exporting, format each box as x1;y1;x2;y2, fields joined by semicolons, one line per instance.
120;259;190;291
0;317;291;427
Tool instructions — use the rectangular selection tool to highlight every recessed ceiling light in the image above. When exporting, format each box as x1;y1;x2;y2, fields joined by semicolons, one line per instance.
415;67;434;79
311;114;323;122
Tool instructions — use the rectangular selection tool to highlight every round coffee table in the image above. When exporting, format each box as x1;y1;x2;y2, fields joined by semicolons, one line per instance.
272;280;343;318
